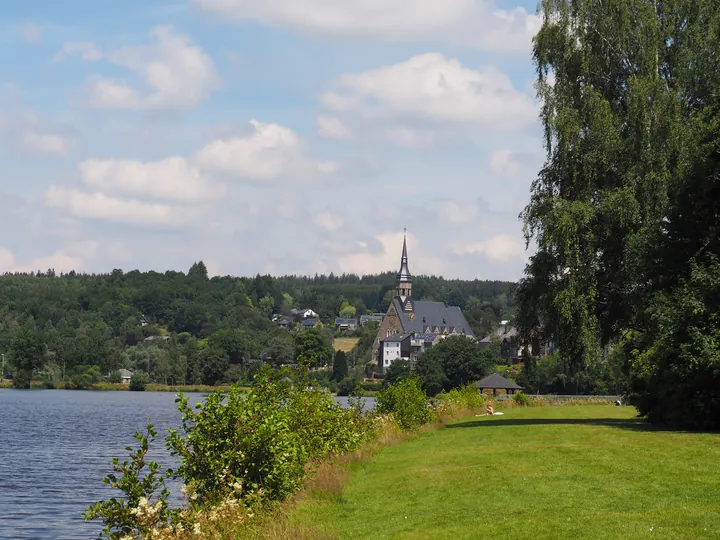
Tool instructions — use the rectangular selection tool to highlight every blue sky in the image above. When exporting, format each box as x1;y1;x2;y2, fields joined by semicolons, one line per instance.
0;0;544;280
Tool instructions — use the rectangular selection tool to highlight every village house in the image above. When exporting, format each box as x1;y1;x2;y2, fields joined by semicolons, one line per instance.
292;308;319;319
334;317;358;331
360;313;385;326
118;369;133;384
372;233;475;371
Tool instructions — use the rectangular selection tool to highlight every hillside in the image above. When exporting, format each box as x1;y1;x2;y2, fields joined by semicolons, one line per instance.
0;262;515;386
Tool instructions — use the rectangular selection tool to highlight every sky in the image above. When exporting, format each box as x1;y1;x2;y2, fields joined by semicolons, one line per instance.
0;0;544;281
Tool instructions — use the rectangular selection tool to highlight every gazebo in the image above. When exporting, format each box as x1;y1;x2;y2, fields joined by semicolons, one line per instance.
475;373;522;395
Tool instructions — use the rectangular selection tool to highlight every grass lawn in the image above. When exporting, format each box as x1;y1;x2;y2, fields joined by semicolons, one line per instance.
291;406;720;539
333;337;359;352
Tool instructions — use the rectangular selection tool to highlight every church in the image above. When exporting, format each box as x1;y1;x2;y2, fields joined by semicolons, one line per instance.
372;234;475;371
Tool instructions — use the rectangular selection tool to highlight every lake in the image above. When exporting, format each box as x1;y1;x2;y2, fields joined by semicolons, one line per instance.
0;389;374;539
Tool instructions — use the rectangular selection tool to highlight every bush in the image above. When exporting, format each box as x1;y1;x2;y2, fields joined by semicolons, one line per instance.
129;372;149;391
336;376;361;396
42;380;56;389
376;376;434;430
166;367;366;506
11;370;32;389
438;384;485;409
108;371;122;384
513;392;531;407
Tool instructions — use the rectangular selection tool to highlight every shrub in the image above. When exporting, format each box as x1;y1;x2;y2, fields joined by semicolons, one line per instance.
438;384;485;409
108;371;122;384
336;376;361;396
376;376;434;430
42;380;56;389
83;424;177;538
513;392;531;406
129;372;149;391
11;370;32;389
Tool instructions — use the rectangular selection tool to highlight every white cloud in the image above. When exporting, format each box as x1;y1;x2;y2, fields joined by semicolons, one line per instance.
338;232;446;276
438;200;478;224
455;234;526;261
79;157;224;202
314;212;343;231
196;119;332;180
22;21;43;44
490;149;541;180
45;187;181;225
54;42;103;62
316;115;350;139
193;0;539;53
0;247;82;274
0;110;74;156
318;54;538;146
84;26;219;110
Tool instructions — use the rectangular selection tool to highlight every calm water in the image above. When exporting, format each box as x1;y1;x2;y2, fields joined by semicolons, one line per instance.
0;390;374;539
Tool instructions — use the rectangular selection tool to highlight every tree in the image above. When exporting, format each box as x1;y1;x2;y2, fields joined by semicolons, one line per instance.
188;261;209;281
332;350;348;381
415;353;448;396
519;0;720;428
417;336;490;390
339;301;357;319
294;329;333;368
10;323;44;387
383;359;412;386
200;346;230;386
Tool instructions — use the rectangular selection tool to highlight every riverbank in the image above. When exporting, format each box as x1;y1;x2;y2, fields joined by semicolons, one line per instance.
281;405;720;539
0;380;238;392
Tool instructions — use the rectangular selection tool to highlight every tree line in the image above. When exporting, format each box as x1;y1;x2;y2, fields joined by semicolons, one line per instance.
0;262;515;388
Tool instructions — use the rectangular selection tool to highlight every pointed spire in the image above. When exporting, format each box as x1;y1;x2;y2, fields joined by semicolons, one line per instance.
396;230;411;284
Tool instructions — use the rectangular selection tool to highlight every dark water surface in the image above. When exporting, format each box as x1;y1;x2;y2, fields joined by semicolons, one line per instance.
0;390;373;539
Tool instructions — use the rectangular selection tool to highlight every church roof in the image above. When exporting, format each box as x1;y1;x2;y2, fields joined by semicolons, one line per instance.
392;297;475;338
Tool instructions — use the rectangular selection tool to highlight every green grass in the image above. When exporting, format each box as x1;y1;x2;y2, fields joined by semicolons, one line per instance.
291;406;720;539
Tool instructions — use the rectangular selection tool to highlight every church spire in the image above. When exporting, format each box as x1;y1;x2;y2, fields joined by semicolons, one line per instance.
396;230;412;300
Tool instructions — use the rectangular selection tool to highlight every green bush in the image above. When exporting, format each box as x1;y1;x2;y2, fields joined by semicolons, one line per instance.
336;376;361;396
437;384;485;409
108;371;123;384
513;392;531;407
129;372;149;391
376;376;434;430
11;370;32;389
166;367;366;506
42;380;56;389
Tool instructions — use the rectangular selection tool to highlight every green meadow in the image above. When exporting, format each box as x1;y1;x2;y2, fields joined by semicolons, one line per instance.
290;406;720;539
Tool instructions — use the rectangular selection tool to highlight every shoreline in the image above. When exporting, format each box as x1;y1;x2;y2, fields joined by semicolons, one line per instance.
0;381;239;392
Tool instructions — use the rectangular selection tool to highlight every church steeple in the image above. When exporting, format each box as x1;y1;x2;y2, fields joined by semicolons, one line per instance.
395;230;412;300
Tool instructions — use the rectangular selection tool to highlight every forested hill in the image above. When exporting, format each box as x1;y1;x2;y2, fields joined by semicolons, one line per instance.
0;262;515;386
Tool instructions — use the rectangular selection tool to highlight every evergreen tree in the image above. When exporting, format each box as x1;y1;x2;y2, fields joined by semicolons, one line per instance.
331;350;348;381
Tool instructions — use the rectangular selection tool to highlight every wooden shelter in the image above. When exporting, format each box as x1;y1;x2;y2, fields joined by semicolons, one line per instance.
475;373;522;395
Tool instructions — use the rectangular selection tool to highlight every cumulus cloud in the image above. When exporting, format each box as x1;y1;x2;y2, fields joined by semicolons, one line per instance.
193;0;540;53
318;53;538;146
0;109;74;156
196;119;335;180
0;246;82;274
45;188;181;226
316;115;350;139
455;234;526;262
79;157;224;202
314;212;343;231
81;26;219;110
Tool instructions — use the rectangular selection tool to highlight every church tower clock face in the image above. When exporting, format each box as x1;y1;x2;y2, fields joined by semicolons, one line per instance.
408;313;415;320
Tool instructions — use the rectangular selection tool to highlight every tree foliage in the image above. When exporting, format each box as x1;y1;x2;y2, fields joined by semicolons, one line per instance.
416;336;492;394
520;0;720;428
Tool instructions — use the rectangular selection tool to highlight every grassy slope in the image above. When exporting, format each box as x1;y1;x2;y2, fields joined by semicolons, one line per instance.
291;406;720;539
